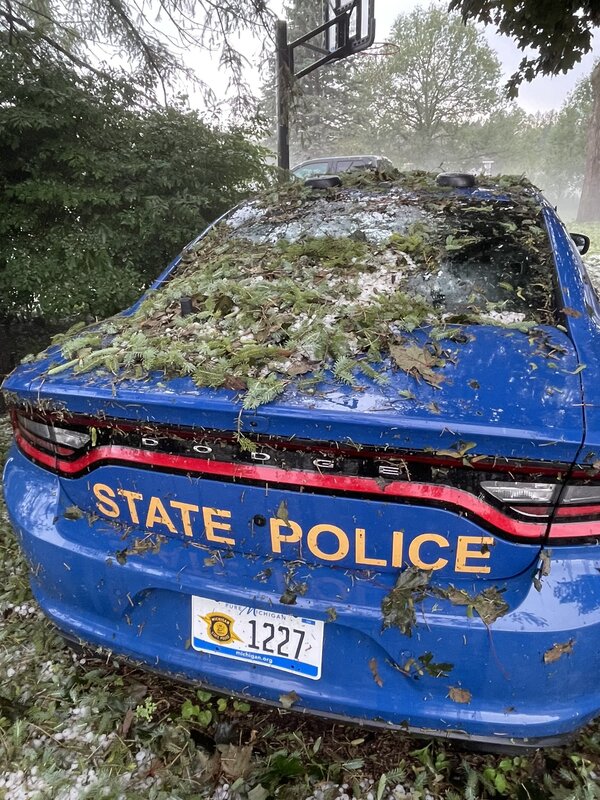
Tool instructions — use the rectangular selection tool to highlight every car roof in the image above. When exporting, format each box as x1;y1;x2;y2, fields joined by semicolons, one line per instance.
292;155;385;168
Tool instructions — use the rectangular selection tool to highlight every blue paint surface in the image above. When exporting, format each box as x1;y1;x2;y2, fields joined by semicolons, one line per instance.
4;189;600;746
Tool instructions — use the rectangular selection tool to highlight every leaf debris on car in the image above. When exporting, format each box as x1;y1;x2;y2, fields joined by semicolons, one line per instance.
37;171;557;409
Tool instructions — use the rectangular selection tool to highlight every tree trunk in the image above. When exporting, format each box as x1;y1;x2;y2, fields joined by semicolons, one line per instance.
577;62;600;222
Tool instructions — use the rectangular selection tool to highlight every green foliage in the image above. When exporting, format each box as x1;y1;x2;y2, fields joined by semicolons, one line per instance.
281;236;368;269
381;567;433;637
180;697;212;726
449;0;600;94
360;5;502;162
437;2;600;222
244;375;288;410
435;585;509;626
382;569;511;638
181;689;251;728
134;696;158;722
0;1;273;104
0;43;269;322
493;76;593;216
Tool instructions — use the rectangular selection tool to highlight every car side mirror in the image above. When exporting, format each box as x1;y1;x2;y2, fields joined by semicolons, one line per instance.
571;232;591;256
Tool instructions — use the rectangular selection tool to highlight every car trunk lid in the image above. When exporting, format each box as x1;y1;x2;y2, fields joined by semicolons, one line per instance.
5;322;584;584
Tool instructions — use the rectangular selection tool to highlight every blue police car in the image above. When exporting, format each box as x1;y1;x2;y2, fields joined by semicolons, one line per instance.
3;171;600;749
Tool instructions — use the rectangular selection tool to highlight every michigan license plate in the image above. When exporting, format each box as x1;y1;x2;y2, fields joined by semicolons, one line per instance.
191;596;324;680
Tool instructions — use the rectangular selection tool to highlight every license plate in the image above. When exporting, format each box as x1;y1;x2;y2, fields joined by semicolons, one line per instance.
191;596;324;680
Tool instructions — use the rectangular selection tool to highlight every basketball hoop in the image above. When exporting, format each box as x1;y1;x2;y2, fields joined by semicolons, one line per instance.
324;0;376;56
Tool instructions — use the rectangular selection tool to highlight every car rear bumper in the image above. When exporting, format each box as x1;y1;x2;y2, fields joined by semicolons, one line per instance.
5;446;600;748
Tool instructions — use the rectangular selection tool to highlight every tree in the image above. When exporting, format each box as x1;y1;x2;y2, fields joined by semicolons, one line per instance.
449;80;592;215
0;42;269;321
356;4;502;168
261;3;504;169
0;0;275;103
448;0;600;220
535;78;592;215
435;108;531;171
577;64;600;221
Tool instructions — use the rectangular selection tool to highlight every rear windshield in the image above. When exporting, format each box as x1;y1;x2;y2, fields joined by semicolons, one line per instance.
220;181;555;326
47;173;558;409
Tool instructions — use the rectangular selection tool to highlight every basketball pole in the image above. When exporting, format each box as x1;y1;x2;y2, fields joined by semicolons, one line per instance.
275;2;375;176
276;19;291;173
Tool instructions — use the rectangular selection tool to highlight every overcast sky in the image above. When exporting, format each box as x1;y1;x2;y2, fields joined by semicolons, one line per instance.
371;0;598;112
187;0;598;115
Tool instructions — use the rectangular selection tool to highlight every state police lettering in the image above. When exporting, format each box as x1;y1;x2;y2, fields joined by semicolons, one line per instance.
92;483;493;573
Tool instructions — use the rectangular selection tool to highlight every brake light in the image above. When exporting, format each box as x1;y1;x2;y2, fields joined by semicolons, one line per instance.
481;481;558;507
13;412;90;456
481;479;600;540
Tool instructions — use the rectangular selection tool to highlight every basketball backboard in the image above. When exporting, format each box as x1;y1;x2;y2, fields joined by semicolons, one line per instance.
324;0;375;56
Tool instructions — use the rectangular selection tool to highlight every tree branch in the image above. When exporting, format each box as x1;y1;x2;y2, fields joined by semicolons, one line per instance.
0;6;113;80
102;0;169;105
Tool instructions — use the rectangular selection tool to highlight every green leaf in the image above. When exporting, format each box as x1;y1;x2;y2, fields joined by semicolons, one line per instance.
181;699;200;719
197;709;213;726
381;567;433;636
342;759;365;770
377;773;388;800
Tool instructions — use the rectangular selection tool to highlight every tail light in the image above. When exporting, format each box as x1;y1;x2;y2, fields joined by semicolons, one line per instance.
12;412;90;457
482;481;558;511
9;409;600;544
482;479;600;541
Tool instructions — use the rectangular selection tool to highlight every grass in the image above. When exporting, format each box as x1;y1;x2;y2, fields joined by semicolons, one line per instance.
567;222;600;254
2;419;600;799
